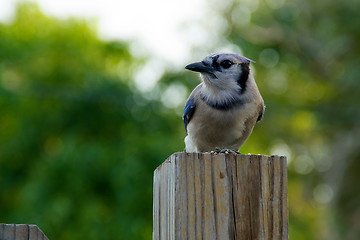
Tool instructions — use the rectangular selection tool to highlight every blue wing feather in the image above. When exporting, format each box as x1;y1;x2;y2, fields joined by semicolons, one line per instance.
183;97;196;134
256;103;265;122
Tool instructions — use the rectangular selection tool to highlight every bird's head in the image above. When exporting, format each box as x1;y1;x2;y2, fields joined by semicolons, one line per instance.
185;53;254;93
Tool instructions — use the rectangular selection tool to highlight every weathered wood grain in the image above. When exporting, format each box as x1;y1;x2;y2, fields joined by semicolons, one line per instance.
0;224;49;240
153;152;288;240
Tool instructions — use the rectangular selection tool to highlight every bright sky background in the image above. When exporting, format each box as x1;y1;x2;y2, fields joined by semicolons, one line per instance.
0;0;237;100
0;0;213;65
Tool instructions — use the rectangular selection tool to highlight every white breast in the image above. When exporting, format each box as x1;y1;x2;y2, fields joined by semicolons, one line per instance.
185;99;260;152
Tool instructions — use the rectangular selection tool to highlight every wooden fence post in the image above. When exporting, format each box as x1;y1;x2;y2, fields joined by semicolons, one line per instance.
0;224;49;240
153;152;288;240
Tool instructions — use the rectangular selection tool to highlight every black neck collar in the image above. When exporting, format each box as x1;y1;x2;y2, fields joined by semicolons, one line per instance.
200;94;244;111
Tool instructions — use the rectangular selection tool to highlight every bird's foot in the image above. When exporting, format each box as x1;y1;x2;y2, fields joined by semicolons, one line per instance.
210;147;240;155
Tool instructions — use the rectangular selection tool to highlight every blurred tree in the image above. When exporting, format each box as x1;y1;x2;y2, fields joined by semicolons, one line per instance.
0;3;184;240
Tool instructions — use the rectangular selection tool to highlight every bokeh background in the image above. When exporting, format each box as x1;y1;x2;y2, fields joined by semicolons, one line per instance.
1;0;360;239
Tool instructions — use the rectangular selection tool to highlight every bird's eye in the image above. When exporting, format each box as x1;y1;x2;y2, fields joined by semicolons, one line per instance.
220;60;232;69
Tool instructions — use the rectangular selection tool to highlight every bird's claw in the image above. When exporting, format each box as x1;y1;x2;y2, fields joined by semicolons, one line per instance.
210;147;240;155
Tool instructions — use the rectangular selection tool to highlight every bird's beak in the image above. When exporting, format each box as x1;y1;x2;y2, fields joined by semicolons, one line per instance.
185;61;215;74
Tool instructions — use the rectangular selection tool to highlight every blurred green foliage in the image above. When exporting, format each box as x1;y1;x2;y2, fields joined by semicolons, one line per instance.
1;1;360;240
0;3;183;239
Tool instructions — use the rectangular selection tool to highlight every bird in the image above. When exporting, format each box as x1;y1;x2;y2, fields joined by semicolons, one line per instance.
183;53;264;153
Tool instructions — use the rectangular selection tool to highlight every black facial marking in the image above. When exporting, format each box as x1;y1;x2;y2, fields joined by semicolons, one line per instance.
212;55;222;72
201;60;209;66
212;55;219;62
238;63;250;93
200;94;244;111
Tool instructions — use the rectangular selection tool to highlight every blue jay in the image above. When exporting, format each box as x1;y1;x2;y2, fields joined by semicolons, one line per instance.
183;53;264;153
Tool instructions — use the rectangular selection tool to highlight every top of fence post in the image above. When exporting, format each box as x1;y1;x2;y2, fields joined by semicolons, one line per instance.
153;152;288;240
